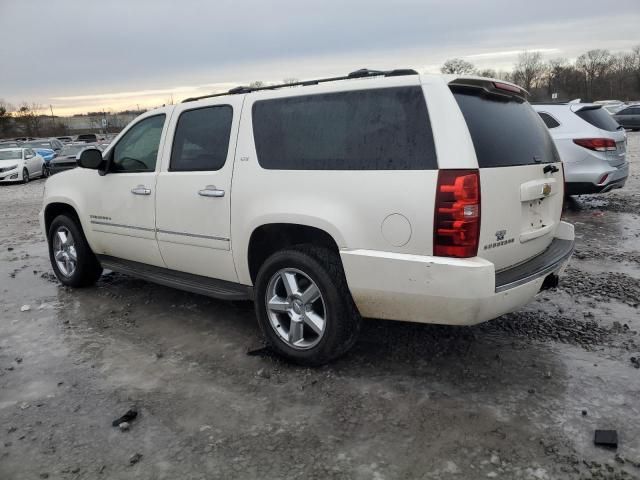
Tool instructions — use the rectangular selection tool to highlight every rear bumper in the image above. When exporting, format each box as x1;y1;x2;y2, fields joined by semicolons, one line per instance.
565;160;628;195
340;221;574;326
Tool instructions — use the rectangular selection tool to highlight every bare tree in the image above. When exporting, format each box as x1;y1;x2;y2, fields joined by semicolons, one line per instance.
476;68;497;78
282;78;299;85
249;81;265;88
15;102;43;137
576;49;613;100
0;99;14;137
512;51;546;92
440;58;476;75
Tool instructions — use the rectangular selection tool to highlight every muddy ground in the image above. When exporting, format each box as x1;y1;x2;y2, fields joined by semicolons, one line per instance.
1;133;639;480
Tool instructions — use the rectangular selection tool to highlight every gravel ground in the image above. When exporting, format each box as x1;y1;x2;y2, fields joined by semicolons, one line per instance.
0;133;639;480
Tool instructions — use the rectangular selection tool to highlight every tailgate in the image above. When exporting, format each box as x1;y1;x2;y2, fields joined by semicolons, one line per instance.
479;164;564;270
450;79;564;271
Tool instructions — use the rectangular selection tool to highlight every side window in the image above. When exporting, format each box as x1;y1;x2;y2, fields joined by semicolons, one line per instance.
252;87;437;170
538;112;560;129
170;106;233;171
111;115;166;173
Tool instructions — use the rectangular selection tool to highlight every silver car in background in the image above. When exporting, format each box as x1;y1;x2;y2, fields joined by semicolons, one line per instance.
532;103;628;195
48;143;101;175
612;104;640;131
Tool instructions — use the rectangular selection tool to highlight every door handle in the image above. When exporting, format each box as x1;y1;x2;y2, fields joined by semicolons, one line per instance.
198;185;225;197
131;185;151;195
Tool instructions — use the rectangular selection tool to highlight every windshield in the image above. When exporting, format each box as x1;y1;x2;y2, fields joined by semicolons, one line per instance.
61;145;88;156
0;150;22;160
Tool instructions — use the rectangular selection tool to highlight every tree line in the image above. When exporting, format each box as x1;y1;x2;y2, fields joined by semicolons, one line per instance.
3;48;639;139
441;45;640;102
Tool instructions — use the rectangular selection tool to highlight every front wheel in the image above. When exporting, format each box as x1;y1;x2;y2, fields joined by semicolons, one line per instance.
254;245;361;366
42;165;50;178
22;168;29;184
48;214;102;287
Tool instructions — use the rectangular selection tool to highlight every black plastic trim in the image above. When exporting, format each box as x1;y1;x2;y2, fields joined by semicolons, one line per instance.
96;255;252;300
495;238;574;293
182;68;418;103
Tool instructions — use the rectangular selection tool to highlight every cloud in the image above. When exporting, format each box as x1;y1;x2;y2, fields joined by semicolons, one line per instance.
466;49;560;59
1;0;638;113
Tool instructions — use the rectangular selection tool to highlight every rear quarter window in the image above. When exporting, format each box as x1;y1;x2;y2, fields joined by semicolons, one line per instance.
537;112;560;129
575;107;620;132
252;86;437;170
452;88;560;168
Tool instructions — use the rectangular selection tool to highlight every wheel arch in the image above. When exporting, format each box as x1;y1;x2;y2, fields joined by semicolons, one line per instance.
44;201;82;238
245;223;343;284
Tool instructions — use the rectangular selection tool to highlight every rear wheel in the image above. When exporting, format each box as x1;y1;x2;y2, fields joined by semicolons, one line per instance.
22;168;29;184
48;214;102;287
254;245;361;366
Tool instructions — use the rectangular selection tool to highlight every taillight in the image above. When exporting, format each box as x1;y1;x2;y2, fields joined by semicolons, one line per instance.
493;82;521;94
573;138;616;152
434;169;480;258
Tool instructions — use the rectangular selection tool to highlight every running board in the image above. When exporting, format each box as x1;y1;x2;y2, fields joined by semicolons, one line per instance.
96;255;253;301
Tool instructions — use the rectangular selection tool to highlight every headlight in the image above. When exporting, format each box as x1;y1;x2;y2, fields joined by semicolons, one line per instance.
0;164;18;173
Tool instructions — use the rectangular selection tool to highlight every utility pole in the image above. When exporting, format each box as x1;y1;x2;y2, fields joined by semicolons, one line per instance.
49;104;55;134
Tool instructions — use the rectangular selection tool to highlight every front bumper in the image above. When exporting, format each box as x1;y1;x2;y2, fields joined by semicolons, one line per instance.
340;221;575;326
0;170;20;182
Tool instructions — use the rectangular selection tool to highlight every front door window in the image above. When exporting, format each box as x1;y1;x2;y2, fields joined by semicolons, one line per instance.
111;115;165;172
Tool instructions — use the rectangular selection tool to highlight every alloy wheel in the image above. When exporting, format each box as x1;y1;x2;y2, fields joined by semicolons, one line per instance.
265;268;326;349
53;226;77;277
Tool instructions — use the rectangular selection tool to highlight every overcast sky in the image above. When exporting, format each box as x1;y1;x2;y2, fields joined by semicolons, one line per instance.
1;0;639;115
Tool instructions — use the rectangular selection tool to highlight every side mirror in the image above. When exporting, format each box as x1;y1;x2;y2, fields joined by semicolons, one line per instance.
77;148;104;170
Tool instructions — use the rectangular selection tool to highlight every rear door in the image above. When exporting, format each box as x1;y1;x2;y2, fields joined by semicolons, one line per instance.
154;97;243;283
451;83;564;271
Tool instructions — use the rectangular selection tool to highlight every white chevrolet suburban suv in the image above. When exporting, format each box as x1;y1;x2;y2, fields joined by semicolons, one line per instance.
40;69;575;365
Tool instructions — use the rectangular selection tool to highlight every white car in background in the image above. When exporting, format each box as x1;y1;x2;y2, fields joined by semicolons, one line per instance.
0;147;47;184
532;103;628;195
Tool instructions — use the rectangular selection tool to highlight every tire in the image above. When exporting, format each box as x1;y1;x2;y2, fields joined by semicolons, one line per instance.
42;165;50;178
48;214;102;287
254;245;361;366
22;168;29;184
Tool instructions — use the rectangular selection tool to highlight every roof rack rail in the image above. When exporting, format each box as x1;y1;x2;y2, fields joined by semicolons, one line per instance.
182;68;418;103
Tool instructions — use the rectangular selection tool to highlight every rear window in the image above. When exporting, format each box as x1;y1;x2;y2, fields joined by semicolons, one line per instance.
452;88;559;167
252;86;437;170
574;106;620;132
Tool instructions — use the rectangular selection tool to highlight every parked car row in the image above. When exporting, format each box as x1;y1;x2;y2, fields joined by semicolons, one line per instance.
0;140;107;184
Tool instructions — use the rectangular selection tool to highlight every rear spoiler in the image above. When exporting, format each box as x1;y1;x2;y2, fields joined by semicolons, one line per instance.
448;77;529;101
570;104;602;113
